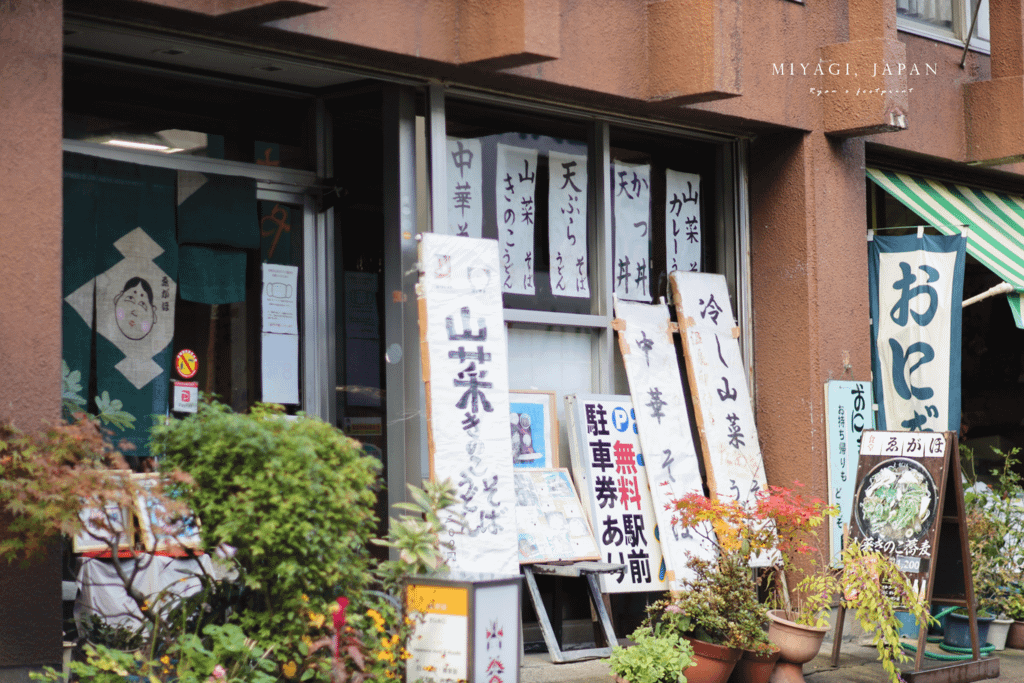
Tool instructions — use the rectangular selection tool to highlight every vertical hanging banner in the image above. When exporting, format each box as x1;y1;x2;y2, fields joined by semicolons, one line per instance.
869;233;965;432
548;150;590;298
446;137;483;238
613;298;713;587
495;143;538;295
565;394;668;593
825;380;874;564
671;272;767;506
63;154;177;457
666;170;702;273
418;233;518;576
612;162;652;302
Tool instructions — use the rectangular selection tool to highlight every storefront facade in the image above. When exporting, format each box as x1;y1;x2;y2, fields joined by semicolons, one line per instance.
3;0;1023;674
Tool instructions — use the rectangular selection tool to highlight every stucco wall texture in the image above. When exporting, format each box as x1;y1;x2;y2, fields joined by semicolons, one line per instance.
0;0;64;671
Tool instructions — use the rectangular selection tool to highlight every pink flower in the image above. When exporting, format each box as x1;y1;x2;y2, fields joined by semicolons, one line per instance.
332;596;349;658
664;604;684;614
207;664;226;682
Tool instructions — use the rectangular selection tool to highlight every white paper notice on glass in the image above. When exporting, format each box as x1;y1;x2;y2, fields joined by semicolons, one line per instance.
447;137;483;238
612;161;652;302
262;263;299;334
665;169;701;274
548;150;590;298
261;332;299;404
496;143;538;295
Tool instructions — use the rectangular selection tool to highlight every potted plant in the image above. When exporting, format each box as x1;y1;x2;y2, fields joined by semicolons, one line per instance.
608;626;696;683
672;485;929;683
962;445;1024;650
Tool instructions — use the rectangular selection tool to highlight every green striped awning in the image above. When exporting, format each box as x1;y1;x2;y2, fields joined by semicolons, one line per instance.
868;167;1024;328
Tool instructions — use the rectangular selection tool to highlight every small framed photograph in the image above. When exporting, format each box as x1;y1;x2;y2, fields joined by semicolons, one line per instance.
132;473;203;555
509;390;559;468
73;499;133;554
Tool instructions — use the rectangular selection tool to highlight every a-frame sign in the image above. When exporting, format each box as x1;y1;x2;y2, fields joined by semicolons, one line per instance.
830;430;999;682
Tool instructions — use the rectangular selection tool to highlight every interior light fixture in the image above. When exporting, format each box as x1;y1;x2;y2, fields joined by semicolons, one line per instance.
104;139;184;153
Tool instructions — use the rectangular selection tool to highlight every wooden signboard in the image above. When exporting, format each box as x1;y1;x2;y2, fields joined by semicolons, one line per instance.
832;430;998;682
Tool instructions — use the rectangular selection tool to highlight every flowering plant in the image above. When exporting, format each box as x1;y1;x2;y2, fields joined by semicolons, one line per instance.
672;483;930;683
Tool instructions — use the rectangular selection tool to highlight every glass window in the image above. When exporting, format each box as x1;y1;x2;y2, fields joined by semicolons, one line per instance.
64;61;316;170
445;101;594;314
897;0;990;52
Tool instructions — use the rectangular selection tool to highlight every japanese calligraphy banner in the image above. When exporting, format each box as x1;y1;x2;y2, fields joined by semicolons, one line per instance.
548;150;590;298
612;161;652;302
565;394;668;593
825;380;874;565
613;297;713;587
671;272;767;507
496;143;538;295
869;233;965;432
418;233;518;575
665;170;701;274
446;137;483;238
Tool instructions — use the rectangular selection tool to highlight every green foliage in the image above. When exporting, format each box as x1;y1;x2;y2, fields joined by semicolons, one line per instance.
61;359;87;417
150;401;382;677
373;479;459;595
608;626;695;683
650;552;770;650
962;445;1024;618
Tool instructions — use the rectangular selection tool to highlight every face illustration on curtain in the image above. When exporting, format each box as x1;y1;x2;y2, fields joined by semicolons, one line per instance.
62;154;177;458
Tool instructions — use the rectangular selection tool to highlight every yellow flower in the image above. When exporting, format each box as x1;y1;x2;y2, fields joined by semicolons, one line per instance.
367;609;386;632
329;602;341;614
160;656;170;665
282;660;298;678
308;612;325;629
377;649;395;663
302;635;313;647
384;671;396;679
400;648;412;660
301;594;309;602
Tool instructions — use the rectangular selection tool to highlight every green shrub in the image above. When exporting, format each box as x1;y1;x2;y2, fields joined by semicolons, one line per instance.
608;626;694;683
150;401;381;678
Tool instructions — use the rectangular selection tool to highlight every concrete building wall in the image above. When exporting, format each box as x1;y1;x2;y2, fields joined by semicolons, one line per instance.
0;0;65;672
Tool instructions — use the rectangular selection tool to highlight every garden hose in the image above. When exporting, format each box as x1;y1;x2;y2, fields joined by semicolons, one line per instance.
899;607;996;661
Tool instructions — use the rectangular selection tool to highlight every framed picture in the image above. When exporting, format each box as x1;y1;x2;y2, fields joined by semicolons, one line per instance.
132;473;203;555
72;499;133;554
509;390;559;468
514;468;599;564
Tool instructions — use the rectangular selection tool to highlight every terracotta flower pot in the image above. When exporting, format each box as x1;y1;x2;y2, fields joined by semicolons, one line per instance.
766;610;828;665
727;645;781;683
684;637;742;683
1005;620;1024;649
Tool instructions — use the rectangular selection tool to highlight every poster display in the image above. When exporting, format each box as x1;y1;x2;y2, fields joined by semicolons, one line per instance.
496;143;538;295
613;297;712;587
509;390;558;468
868;232;965;433
665;170;702;273
670;272;767;507
446;137;483;238
612;161;652;302
406;584;469;683
825;380;874;563
514;468;599;564
548;150;590;298
262;263;299;334
565;394;668;593
418;234;518;575
851;430;952;602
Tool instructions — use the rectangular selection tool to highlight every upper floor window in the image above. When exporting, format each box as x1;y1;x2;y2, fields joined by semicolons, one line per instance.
897;0;989;53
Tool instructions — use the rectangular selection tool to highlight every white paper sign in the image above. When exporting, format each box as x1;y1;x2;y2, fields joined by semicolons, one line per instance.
548;150;590;298
613;161;652;302
666;169;702;273
671;272;767;506
825;380;873;564
565;394;669;593
419;233;518;576
262;263;298;334
496;143;538;295
614;297;713;587
261;332;299;404
447;137;483;238
172;381;199;413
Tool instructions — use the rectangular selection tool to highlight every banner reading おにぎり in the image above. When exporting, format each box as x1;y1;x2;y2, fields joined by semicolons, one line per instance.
869;232;965;433
418;233;518;576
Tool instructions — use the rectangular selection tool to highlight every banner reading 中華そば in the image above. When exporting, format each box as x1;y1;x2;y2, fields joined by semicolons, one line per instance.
869;232;965;433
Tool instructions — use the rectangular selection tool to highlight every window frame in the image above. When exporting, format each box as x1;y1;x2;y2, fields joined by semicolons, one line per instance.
897;0;990;55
